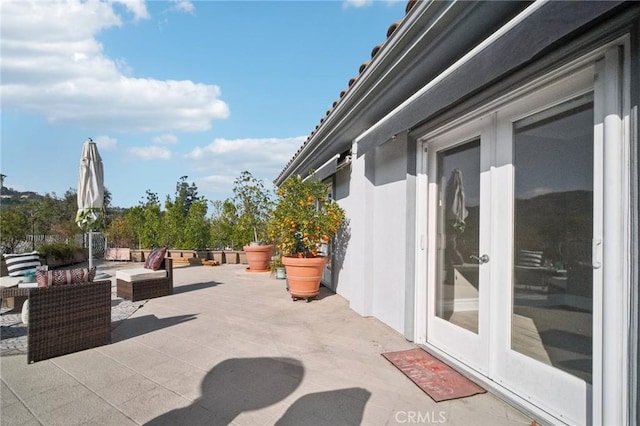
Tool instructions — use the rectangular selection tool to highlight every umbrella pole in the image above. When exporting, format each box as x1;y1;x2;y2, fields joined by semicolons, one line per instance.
89;231;93;270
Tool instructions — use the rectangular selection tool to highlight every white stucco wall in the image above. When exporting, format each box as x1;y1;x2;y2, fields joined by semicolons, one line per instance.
332;137;410;335
370;138;409;333
332;165;355;303
335;145;374;317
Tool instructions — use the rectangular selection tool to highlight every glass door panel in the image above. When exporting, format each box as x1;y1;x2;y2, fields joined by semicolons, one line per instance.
512;96;594;383
436;141;481;334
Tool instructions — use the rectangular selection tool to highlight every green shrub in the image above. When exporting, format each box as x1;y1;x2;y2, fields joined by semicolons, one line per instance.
37;242;82;259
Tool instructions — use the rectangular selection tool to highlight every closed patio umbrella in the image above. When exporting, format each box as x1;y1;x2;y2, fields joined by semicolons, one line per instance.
446;168;468;232
76;138;104;271
445;168;468;265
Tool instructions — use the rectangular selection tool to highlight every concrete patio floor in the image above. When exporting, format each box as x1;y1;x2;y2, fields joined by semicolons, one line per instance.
1;261;532;425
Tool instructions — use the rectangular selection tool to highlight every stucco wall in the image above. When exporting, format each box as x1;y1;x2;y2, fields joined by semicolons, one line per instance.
332;165;354;302
370;138;409;333
337;144;374;317
331;137;410;335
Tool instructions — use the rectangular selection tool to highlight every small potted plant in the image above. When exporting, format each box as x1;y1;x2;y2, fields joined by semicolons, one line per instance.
267;172;345;301
233;171;275;272
270;253;286;280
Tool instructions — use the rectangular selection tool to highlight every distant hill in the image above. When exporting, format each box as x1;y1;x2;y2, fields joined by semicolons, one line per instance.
0;186;126;215
0;186;43;208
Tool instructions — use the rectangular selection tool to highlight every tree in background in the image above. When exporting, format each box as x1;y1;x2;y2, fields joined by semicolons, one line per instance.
48;188;81;238
164;176;200;248
0;206;29;253
105;215;137;248
123;206;145;248
137;190;163;248
183;198;209;250
210;200;236;249
231;171;274;246
21;196;55;250
0;186;115;252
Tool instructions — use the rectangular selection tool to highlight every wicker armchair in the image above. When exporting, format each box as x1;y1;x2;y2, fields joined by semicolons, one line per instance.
116;258;173;302
27;280;112;363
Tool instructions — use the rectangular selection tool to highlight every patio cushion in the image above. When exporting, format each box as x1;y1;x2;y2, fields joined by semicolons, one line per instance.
518;250;544;267
21;299;29;325
116;268;166;282
3;251;40;277
36;266;97;287
144;247;167;271
0;275;22;288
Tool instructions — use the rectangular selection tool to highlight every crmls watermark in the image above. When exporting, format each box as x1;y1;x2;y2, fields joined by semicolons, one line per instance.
395;410;448;424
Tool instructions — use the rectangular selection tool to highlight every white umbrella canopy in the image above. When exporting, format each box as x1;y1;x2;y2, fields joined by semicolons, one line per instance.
76;138;104;270
445;168;468;232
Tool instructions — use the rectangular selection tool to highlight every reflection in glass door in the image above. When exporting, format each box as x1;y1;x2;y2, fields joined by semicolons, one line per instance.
511;95;594;383
436;141;481;333
421;50;625;424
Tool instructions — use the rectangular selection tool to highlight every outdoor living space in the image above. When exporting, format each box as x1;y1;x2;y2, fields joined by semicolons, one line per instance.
1;261;532;425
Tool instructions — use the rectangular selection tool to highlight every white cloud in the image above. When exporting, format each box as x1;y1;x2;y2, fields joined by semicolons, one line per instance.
185;136;305;194
172;0;195;14
343;0;373;9
185;136;304;163
0;0;229;133
343;0;399;8
128;146;172;160
110;0;150;20
94;135;118;150
153;134;179;144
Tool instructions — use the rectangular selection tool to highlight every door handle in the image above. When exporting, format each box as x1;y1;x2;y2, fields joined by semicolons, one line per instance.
592;238;602;269
470;254;490;264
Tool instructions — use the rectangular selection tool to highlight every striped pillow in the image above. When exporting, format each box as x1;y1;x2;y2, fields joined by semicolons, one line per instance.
518;250;544;267
36;266;97;287
3;251;41;277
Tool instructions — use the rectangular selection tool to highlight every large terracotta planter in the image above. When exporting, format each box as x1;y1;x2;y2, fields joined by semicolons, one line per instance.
105;248;131;261
210;250;224;264
243;244;274;272
282;256;328;301
224;251;240;264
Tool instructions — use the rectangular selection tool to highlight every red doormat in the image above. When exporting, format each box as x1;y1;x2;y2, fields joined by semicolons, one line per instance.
382;348;486;402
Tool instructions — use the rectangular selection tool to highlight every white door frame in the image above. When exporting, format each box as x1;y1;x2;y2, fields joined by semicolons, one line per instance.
414;38;631;425
422;115;494;374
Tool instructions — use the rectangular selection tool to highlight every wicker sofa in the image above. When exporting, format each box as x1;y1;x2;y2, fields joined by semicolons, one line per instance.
116;258;173;302
26;280;112;363
1;257;37;313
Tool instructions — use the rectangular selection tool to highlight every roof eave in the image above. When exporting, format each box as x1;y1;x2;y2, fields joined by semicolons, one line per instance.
274;0;439;186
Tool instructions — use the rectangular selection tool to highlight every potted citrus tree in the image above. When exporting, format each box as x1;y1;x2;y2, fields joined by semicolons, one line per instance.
268;173;345;301
233;171;275;272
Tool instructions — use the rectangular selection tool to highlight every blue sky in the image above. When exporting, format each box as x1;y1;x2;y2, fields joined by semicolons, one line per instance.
1;0;405;208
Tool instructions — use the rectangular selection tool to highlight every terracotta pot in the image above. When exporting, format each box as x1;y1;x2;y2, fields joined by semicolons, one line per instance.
225;251;239;264
243;244;274;272
282;256;328;300
210;251;224;264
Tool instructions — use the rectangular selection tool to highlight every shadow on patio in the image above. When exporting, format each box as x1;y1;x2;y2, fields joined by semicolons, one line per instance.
112;313;197;342
173;280;223;294
146;357;370;425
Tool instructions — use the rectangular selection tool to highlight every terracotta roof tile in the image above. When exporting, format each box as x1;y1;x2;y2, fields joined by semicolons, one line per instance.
386;20;401;38
371;44;383;58
405;0;417;14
